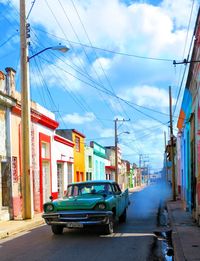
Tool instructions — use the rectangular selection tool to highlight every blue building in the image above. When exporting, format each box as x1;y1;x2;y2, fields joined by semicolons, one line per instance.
90;141;106;180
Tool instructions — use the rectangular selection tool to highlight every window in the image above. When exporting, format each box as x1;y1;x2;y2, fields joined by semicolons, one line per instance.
41;142;50;158
113;183;121;194
88;156;92;168
86;172;92;180
67;164;72;184
75;136;80;152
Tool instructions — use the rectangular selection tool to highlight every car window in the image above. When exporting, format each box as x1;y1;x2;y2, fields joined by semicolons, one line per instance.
67;183;114;196
113;184;121;194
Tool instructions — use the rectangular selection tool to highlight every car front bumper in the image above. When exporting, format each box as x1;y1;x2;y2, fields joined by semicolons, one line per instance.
42;210;113;227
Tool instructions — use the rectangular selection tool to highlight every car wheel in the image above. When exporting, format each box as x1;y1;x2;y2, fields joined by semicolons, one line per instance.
51;225;64;235
119;208;127;223
104;217;114;235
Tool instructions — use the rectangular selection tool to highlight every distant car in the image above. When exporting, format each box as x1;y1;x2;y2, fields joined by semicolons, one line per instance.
42;180;129;235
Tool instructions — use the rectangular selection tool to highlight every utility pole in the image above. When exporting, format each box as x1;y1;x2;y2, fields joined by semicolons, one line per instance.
169;86;176;201
139;154;142;185
164;131;168;181
114;118;130;183
115;118;118;183
20;0;33;219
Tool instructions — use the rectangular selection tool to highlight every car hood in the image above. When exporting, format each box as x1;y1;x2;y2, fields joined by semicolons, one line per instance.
52;195;105;210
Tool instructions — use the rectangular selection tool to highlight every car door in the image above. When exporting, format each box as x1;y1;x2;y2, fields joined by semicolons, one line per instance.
113;183;124;217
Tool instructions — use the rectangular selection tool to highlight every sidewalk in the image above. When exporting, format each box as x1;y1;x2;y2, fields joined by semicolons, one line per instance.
167;200;200;261
0;213;45;240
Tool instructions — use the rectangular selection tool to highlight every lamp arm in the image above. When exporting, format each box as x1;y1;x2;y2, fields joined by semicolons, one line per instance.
28;47;51;61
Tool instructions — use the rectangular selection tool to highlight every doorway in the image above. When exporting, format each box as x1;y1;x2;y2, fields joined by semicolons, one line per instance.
57;163;64;198
1;162;10;207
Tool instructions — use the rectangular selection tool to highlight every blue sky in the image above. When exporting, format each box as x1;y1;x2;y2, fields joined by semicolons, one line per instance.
0;0;199;172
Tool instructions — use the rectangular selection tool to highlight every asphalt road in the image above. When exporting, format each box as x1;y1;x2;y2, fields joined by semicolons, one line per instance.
0;185;170;261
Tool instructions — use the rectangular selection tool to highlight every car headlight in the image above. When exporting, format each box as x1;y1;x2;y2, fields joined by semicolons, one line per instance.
44;204;54;212
95;203;106;210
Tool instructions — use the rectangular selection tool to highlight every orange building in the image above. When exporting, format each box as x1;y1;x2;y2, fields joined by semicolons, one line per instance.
56;129;85;182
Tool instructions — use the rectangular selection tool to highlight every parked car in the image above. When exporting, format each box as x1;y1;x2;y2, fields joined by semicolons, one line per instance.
42;180;129;235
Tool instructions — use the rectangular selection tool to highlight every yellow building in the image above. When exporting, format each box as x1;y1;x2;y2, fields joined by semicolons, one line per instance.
56;129;85;182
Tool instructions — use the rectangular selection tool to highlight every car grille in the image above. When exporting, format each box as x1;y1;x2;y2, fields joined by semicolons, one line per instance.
59;213;106;222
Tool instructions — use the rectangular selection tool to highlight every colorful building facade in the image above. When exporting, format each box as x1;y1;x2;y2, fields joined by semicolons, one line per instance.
0;68;17;221
90;141;106;180
52;134;74;199
105;146;116;181
177;9;200;223
85;145;93;180
56;129;85;182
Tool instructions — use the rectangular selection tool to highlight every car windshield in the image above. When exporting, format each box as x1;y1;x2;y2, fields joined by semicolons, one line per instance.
66;183;113;197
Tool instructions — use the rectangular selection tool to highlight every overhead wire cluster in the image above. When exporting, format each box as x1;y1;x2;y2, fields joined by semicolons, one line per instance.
0;0;198;166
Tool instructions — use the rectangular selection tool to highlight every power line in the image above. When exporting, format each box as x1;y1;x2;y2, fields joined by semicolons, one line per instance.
38;55;172;127
33;27;174;62
0;31;18;48
69;0;142;152
172;0;197;116
27;0;36;19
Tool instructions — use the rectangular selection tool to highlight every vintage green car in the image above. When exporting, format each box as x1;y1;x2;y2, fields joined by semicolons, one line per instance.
42;180;129;235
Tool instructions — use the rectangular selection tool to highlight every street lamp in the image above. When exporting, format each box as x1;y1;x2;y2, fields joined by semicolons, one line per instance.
20;0;69;219
117;131;130;142
28;45;69;61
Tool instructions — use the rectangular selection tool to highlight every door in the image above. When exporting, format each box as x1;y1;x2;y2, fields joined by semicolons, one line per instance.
113;183;124;217
57;163;64;198
76;171;80;182
42;161;51;204
80;172;83;182
67;164;72;184
1;162;9;207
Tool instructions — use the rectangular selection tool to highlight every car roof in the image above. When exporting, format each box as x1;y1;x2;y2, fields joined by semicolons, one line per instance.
68;180;116;186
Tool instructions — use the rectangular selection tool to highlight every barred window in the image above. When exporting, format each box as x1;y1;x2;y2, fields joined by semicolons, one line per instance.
75;136;80;152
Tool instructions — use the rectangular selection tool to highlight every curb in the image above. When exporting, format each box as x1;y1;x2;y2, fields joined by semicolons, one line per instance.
0;219;45;240
167;202;186;261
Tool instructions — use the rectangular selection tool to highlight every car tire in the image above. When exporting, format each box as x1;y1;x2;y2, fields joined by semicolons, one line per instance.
51;225;64;235
119;208;127;223
104;216;114;235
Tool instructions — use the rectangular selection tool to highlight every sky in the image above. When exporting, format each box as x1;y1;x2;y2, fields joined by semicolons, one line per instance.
0;0;199;172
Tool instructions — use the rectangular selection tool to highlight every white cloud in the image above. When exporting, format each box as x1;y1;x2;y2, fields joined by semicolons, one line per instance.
100;128;114;138
161;0;198;28
5;0;199;171
63;112;96;124
92;57;111;76
119;85;176;110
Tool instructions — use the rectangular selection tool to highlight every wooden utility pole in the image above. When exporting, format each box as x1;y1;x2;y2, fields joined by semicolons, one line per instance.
164;131;168;181
20;0;33;219
114;118;130;183
114;118;118;183
169;86;176;201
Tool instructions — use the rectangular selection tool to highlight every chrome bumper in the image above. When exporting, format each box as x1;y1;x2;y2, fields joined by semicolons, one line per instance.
42;210;113;226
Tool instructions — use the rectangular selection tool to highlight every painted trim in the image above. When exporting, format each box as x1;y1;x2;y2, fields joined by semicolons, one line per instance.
72;129;85;138
12;104;59;130
52;192;58;199
54;135;74;147
39;133;52;211
94;150;106;158
91;141;106;150
67;161;74;164
57;160;67;163
106;166;116;170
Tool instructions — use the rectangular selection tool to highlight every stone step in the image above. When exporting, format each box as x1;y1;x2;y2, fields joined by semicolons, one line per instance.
0;207;10;221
